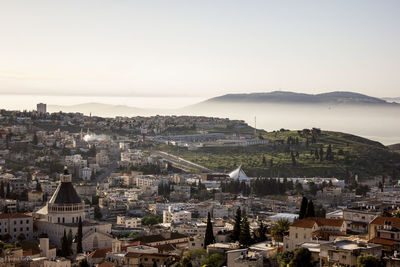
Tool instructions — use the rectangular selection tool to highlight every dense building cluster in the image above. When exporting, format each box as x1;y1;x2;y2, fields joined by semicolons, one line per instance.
0;107;399;267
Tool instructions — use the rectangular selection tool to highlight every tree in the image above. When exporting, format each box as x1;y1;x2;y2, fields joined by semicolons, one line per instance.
299;197;308;219
77;217;83;253
295;182;303;194
231;207;241;242
290;247;312;267
326;144;333;160
0;181;4;198
271;219;290;242
141;216;162;226
357;254;382;267
308;182;318;196
67;229;73;256
305;200;315;218
36;182;42;192
33;133;38;145
6;183;10;198
262;155;266;166
94;205;102;220
204;212;215;248
79;259;89;267
17;233;26;243
319;147;324;162
239;215;252;247
61;230;68;257
201;253;224;267
278;251;294;267
255;221;267;242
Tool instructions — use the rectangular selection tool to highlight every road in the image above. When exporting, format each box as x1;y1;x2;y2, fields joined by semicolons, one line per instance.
152;150;213;173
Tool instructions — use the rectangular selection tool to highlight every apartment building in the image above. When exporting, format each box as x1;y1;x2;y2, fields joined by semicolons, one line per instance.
117;216;142;228
284;217;346;251
0;213;33;242
320;239;381;267
163;206;191;224
369;216;400;254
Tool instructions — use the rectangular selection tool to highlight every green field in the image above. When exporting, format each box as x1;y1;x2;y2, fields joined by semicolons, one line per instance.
156;129;400;180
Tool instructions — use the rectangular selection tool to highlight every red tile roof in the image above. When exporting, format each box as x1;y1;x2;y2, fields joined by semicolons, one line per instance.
291;217;344;229
0;213;31;219
97;261;116;267
369;237;399;246
370;217;400;228
87;248;112;259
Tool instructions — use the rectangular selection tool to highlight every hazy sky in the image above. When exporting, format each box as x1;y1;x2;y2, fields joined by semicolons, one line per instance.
0;0;399;98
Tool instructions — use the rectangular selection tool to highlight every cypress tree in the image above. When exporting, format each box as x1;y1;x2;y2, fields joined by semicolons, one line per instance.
204;212;215;248
67;229;73;256
305;200;315;218
61;230;68;257
319;147;324;162
0;181;4;198
231;207;242;242
239;215;252;247
299;197;308;219
36;182;42;192
33;133;38;145
6;183;10;198
77;217;83;253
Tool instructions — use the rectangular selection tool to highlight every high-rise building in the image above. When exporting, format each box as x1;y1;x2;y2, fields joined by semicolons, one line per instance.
37;103;47;114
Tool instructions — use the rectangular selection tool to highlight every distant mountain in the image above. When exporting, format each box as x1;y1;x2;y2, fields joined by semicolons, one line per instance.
48;102;157;117
382;97;400;103
196;91;395;106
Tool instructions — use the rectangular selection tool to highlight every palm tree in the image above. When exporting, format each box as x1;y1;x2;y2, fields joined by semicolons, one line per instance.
271;219;290;242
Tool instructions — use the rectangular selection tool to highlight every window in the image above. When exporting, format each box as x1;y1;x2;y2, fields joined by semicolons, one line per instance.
26;220;29;224
20;227;23;231
342;255;346;259
14;228;16;232
295;233;298;239
26;227;29;231
20;220;23;224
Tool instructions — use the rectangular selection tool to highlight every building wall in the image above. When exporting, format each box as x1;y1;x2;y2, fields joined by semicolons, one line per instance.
0;215;33;242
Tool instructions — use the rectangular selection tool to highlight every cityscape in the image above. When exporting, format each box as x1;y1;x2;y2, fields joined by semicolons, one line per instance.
1;1;400;267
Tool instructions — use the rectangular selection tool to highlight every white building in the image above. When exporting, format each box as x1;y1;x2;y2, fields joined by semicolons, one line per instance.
163;206;192;224
34;169;113;252
0;213;33;242
96;150;110;166
82;167;92;181
117;216;142;228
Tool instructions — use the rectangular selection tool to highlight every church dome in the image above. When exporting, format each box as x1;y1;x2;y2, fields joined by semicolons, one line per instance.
48;169;82;204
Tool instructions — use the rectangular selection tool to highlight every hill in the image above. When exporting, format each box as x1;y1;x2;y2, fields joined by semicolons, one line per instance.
196;91;395;106
388;143;400;152
156;129;400;180
48;102;159;117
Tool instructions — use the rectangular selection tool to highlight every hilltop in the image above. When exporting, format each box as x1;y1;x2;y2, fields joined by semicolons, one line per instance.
157;129;400;180
194;91;396;106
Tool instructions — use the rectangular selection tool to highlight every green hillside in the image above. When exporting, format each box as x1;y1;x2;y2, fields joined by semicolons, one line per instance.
157;129;400;180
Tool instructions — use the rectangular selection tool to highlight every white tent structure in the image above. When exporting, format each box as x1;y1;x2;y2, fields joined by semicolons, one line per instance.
228;165;249;181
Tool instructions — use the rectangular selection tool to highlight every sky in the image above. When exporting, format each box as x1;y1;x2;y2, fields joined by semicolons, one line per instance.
0;0;399;98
